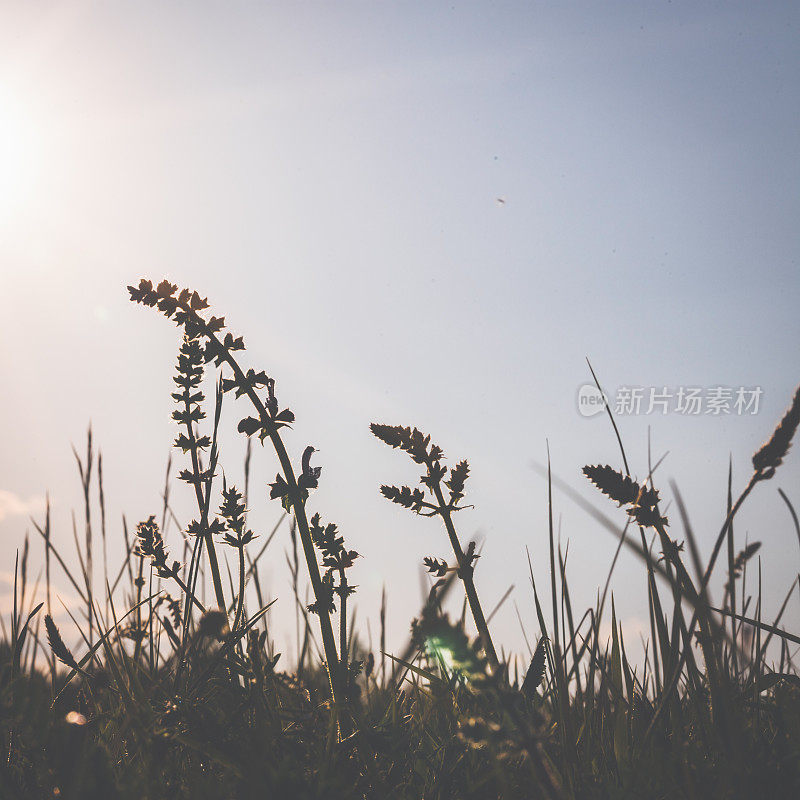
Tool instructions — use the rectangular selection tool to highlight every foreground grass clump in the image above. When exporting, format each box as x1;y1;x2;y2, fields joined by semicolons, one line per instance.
2;278;800;799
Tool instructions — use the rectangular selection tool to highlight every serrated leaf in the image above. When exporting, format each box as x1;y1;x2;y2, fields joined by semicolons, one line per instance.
423;556;448;577
380;484;426;513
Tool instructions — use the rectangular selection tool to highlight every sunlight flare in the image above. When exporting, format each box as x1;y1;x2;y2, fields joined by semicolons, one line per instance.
0;85;44;224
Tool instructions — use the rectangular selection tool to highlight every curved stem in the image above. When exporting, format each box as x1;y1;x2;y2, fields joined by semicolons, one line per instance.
200;325;343;717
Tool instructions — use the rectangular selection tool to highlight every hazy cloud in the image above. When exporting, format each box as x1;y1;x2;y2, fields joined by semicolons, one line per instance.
0;489;45;522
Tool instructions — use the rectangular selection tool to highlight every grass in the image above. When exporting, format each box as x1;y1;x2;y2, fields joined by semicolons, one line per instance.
2;277;800;798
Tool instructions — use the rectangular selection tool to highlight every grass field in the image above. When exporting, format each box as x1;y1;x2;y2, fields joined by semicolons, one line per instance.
2;278;800;799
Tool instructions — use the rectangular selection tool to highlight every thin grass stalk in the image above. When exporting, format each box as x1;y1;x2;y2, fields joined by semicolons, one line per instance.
756;576;798;666
338;568;349;672
559;544;568;688
148;567;155;673
559;548;583;700
646;572;662;693
104;580;140;699
713;608;800;648
43;495;52;620
10;553;18;677
726;459;738;675
644;440;668;694
243;513;284;584
525;548;558;708
288;517;300;667
49;593;156;706
161;452;173;535
546;451;575;768
737;536;751;649
486;583;515;625
132;551;145;665
778;487;800;553
642;471;760;747
662;490;725;702
121;514;134;590
755;559;762;727
98;451;108;618
73;428;94;646
110;526;137;597
233;535;246;634
174;526;206;689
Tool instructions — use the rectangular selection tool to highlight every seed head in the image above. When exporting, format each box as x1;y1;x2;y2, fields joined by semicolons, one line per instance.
45;614;78;670
753;385;800;475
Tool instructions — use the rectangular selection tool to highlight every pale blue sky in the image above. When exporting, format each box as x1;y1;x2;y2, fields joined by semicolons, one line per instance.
1;1;798;663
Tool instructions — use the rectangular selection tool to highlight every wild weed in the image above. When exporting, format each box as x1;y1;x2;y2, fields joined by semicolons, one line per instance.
370;423;499;668
1;279;799;798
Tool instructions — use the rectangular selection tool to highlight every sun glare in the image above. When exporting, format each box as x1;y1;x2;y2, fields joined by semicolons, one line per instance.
0;87;44;225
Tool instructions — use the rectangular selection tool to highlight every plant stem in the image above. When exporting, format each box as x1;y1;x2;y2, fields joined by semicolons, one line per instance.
234;543;246;633
185;410;226;613
339;569;348;670
199;326;343;716
428;474;499;668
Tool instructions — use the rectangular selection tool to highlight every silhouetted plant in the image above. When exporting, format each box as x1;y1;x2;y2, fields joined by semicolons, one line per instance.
171;328;227;613
8;277;800;799
217;484;255;631
521;636;548;700
134;515;179;581
371;423;499;667
44;614;78;671
129;278;347;721
307;512;360;684
582;464;665;527
752;386;800;476
132;514;204;617
582;383;800;748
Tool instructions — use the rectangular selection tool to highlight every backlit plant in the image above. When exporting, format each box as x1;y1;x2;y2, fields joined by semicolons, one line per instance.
370;424;499;668
128;278;355;718
2;278;799;798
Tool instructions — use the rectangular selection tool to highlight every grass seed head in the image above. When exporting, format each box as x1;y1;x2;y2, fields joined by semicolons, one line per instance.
583;464;667;528
753;385;800;475
45;614;78;670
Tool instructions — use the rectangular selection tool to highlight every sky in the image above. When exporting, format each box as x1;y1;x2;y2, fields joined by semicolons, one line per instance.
1;1;799;668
